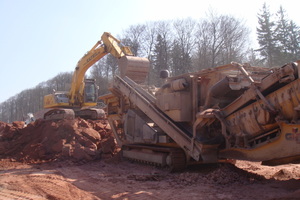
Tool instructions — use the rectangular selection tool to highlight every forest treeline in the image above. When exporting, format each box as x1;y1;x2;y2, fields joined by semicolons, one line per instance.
1;3;300;122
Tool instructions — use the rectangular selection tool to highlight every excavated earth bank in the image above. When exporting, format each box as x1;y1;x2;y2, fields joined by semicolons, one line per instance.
0;118;115;163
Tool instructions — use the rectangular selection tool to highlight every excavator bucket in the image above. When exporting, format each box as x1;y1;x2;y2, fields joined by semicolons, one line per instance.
118;56;150;84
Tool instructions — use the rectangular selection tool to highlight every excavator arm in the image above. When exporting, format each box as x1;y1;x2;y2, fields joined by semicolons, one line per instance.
69;32;133;106
43;32;149;120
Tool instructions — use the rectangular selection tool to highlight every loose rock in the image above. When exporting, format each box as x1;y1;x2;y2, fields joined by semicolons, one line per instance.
0;118;116;163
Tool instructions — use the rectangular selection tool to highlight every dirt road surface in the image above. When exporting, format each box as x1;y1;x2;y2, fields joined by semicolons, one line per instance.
0;158;300;200
1;119;300;199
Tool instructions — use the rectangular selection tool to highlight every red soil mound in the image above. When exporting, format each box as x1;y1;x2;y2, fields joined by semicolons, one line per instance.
0;118;116;163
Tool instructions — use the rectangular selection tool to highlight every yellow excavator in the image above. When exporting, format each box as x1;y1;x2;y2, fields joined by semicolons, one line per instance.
43;32;149;120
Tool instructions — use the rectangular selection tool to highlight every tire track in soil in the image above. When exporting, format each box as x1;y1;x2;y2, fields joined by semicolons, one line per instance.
0;187;47;200
0;169;99;200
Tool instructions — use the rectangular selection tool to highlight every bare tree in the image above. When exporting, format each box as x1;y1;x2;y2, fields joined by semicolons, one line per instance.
194;12;249;69
246;49;265;67
171;18;196;75
121;24;146;56
143;21;158;60
141;22;158;85
0;72;73;122
89;58;111;95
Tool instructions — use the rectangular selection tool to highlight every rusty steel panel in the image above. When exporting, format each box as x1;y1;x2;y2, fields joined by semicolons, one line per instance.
225;78;300;138
220;122;300;163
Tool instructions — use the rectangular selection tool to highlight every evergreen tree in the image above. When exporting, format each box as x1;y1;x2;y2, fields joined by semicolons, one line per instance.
170;40;181;76
274;6;293;64
170;40;192;76
287;20;300;61
256;3;277;67
152;34;170;85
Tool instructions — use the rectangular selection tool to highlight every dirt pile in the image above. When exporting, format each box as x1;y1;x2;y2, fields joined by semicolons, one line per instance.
0;118;116;163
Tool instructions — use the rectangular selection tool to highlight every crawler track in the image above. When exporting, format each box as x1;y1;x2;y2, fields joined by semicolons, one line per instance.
122;144;186;172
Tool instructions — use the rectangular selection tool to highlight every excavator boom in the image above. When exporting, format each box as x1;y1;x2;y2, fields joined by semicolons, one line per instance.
68;32;133;106
43;32;148;120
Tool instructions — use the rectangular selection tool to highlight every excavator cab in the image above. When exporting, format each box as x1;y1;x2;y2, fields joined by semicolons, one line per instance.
83;79;98;103
44;79;104;120
44;79;99;109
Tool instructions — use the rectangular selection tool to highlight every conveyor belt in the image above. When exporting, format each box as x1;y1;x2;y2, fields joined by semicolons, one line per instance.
111;76;203;161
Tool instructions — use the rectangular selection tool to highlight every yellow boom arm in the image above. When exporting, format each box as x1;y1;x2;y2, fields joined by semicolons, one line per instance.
69;32;133;106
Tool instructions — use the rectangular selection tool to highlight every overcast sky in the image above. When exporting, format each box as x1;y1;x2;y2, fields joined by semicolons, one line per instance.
0;0;298;103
